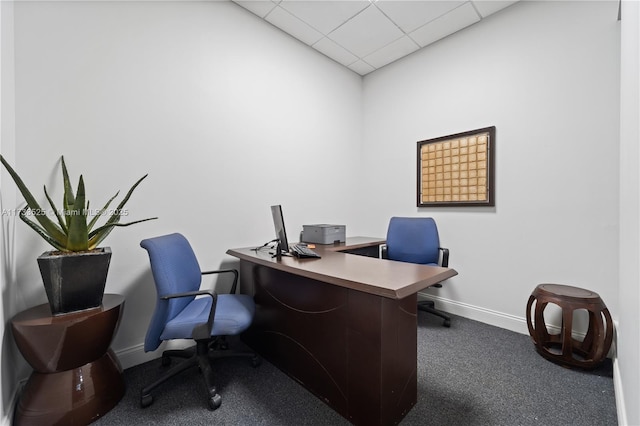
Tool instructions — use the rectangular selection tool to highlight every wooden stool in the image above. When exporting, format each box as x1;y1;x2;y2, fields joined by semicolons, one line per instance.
526;284;613;369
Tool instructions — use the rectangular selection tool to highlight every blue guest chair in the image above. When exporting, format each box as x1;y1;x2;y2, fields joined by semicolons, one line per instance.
382;217;452;327
140;233;259;410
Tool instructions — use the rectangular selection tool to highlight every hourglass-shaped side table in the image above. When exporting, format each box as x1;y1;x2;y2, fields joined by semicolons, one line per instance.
11;294;126;426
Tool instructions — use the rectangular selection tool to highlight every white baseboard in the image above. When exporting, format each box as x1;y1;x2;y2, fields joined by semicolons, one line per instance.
417;291;530;335
612;324;627;426
116;343;158;370
418;292;618;348
613;357;626;426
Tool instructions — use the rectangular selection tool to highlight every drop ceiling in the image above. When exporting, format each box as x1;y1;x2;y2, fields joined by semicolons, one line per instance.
232;0;519;75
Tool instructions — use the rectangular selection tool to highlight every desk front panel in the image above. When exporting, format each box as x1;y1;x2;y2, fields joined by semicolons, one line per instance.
239;261;417;425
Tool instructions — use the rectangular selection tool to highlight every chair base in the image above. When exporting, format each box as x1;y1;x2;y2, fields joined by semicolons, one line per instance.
418;300;451;327
141;337;259;410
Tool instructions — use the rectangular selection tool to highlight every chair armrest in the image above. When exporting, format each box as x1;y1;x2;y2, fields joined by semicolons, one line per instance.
161;290;218;341
439;247;449;267
201;268;239;294
161;290;216;300
380;244;388;259
381;244;449;266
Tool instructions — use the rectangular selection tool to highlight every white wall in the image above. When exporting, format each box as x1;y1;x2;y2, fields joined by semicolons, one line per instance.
0;0;22;422
618;0;640;424
7;0;363;370
361;1;621;334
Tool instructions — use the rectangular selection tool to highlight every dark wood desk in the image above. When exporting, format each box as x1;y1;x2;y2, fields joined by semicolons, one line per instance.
11;294;125;426
226;238;457;425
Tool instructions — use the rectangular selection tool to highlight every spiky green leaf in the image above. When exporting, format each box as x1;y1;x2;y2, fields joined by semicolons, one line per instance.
44;185;68;234
61;156;76;228
88;217;157;249
18;209;66;251
88;191;120;231
65;175;89;251
0;155;67;245
88;174;149;246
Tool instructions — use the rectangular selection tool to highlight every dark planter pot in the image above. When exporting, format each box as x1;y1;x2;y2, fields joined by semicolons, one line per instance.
37;247;112;316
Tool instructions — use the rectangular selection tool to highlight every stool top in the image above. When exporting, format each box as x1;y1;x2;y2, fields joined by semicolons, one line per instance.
536;283;601;299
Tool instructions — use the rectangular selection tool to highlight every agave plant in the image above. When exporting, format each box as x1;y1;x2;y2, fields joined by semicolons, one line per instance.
0;155;156;252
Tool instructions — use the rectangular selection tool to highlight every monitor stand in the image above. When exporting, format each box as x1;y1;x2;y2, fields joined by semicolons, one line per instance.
271;240;291;259
272;240;282;259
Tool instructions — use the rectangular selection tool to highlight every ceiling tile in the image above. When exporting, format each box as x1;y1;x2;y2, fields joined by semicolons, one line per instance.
375;0;465;33
472;0;519;18
348;60;376;76
234;0;278;18
409;2;481;48
231;0;521;76
363;35;420;69
279;0;370;34
313;37;359;66
328;5;405;58
265;5;324;45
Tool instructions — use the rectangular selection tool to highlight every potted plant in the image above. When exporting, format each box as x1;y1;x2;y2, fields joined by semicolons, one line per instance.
0;155;156;315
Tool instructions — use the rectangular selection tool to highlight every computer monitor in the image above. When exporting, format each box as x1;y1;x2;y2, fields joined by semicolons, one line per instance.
271;205;290;256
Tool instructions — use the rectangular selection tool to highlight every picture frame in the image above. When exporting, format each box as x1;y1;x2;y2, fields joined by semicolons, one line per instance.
417;126;495;207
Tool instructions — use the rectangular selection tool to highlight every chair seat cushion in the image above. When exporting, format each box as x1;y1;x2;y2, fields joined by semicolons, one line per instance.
160;294;255;340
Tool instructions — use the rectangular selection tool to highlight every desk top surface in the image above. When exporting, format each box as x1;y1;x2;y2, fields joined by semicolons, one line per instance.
226;237;457;300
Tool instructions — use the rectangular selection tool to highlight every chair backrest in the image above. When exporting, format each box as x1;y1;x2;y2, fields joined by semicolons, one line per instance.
140;233;203;351
385;217;441;265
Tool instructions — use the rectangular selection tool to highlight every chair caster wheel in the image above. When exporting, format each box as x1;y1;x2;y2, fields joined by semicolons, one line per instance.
141;393;153;408
443;319;451;328
208;394;222;410
251;355;261;368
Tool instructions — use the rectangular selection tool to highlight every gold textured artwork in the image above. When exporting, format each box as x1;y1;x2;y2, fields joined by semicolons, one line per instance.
417;127;495;207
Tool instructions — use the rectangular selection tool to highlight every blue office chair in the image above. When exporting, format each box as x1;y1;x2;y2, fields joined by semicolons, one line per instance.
140;233;259;410
382;217;452;327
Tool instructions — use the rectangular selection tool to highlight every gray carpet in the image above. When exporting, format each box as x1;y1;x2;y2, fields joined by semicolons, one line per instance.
95;313;617;425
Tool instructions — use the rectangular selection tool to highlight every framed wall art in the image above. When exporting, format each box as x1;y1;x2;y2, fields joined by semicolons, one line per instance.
417;126;495;207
